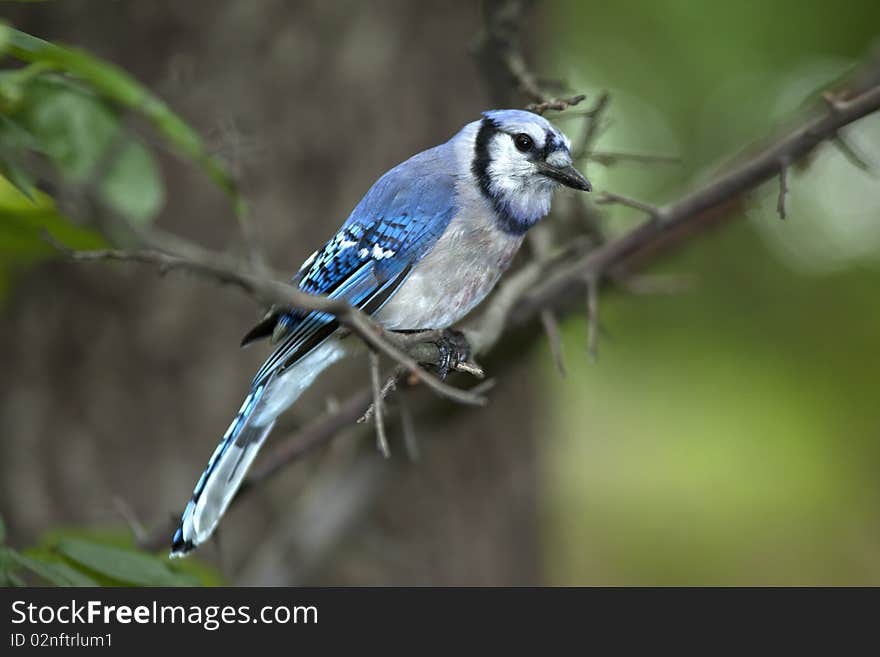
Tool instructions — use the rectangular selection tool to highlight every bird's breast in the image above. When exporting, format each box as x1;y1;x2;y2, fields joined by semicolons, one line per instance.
375;217;524;330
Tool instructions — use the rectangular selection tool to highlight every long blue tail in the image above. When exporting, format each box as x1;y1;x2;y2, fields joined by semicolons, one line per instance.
170;383;274;557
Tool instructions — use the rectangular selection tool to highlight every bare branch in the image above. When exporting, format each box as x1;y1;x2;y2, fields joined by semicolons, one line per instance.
399;394;420;462
243;388;374;495
112;497;147;544
586;276;600;362
210;117;267;275
588;150;681;167
475;0;586;112
822;90;848;114
831;134;873;172
529;225;566;377
45;236;486;408
520;81;880;320
573;92;611;160
358;371;398;425
615;272;697;296
465;257;545;355
368;352;390;458
776;160;790;220
540;309;566;377
594;191;666;221
525;94;587;114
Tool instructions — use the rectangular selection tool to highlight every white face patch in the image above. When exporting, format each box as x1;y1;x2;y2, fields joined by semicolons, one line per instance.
463;110;581;233
485;133;556;223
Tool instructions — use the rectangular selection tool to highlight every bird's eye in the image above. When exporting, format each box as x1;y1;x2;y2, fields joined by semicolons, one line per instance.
513;133;534;152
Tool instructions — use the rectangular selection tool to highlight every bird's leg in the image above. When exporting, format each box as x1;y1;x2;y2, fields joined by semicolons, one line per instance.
393;329;474;379
435;329;471;380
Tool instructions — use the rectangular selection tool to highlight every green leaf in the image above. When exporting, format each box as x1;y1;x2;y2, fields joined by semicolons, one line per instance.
0;115;41;198
0;207;105;252
7;28;244;218
7;571;25;587
33;525;224;586
7;550;98;586
0;547;26;587
1;526;220;587
55;538;199;587
98;139;164;223
13;76;119;181
0;160;35;200
0;211;106;255
0;23;11;56
4;77;164;223
0;61;54;111
161;552;226;587
0;175;106;264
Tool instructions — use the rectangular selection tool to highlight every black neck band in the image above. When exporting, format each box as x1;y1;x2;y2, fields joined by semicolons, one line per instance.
471;117;531;236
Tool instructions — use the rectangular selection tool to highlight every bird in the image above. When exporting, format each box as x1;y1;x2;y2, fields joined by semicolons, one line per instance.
170;109;591;557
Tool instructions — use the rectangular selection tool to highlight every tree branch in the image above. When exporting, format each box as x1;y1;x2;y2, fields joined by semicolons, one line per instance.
594;190;666;221
475;0;586;112
777;159;790;220
367;351;390;458
521;81;880;316
137;39;880;555
47;239;486;408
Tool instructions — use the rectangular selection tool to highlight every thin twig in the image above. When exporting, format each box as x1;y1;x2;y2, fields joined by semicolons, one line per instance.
776;159;790;220
614;272;697;296
529;226;566;377
526;94;586;114
111;497;147;543
539;309;566;377
573;92;611;160
475;0;586;112
588;150;681;167
594;191;665;221
243;388;374;495
586;276;600;362
831;135;873;172
399;393;420;462
368;352;390;458
358;372;398;425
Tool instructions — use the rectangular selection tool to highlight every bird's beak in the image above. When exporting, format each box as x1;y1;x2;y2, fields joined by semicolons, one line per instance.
536;161;592;192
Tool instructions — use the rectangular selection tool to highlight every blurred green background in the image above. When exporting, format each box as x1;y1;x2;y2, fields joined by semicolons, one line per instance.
538;0;880;584
1;0;878;586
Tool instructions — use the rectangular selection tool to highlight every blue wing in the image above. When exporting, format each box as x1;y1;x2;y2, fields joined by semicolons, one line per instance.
249;145;459;386
172;144;459;556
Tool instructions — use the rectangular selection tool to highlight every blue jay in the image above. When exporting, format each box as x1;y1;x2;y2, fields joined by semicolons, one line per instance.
170;109;590;556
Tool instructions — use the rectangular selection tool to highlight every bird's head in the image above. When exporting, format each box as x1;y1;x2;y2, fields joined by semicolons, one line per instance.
471;109;590;235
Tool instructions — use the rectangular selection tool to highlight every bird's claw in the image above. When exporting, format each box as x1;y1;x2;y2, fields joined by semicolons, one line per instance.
436;329;471;380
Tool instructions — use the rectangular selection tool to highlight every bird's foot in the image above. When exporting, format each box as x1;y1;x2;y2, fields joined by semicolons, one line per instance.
435;329;471;380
